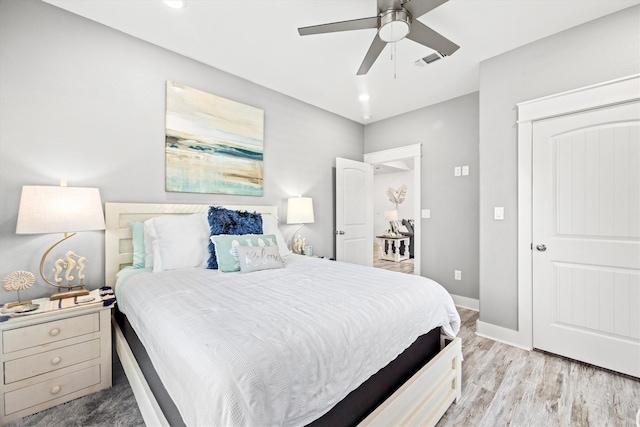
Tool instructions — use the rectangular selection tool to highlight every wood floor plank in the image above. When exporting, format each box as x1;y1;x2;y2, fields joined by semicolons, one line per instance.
531;353;570;423
372;243;414;275
437;308;640;427
612;372;640;426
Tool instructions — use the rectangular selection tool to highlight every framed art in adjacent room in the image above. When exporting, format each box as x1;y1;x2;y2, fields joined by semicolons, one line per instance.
165;81;264;196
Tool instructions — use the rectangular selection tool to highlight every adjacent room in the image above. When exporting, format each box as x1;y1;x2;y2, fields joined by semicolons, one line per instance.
0;0;638;426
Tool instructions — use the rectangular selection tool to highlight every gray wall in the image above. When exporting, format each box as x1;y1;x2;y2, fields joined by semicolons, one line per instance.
0;0;363;304
364;93;480;300
479;5;640;329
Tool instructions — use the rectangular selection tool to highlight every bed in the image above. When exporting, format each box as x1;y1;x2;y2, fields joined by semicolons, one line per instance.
105;202;462;427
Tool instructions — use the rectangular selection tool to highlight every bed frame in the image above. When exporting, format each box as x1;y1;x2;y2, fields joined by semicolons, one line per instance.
105;202;462;427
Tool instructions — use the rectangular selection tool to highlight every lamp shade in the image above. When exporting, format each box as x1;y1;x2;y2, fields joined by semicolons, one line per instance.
384;210;398;221
287;196;314;225
16;185;105;234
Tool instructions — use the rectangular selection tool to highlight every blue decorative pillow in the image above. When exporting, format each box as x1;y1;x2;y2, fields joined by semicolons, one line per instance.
207;206;263;269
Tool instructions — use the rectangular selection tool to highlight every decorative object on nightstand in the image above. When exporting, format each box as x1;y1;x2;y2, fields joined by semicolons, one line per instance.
287;195;314;254
16;184;106;300
1;271;38;313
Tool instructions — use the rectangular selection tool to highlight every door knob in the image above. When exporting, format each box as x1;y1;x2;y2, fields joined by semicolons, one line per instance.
335;230;345;235
536;244;547;252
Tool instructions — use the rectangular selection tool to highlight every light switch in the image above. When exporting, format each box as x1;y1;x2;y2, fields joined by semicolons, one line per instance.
494;207;504;220
454;166;462;177
462;165;469;176
421;209;431;219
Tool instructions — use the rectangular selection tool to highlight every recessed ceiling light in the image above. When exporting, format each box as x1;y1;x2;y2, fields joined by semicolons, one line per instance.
359;94;370;102
163;0;185;9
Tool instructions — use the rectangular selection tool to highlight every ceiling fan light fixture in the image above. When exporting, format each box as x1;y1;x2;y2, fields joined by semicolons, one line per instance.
163;0;185;9
378;9;411;43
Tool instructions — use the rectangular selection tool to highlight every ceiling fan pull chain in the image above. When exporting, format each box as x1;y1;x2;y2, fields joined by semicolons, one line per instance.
394;42;397;79
390;25;394;61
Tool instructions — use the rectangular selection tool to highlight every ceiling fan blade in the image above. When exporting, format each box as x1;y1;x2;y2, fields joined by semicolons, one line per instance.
298;16;378;36
357;34;387;75
403;0;448;19
405;20;459;56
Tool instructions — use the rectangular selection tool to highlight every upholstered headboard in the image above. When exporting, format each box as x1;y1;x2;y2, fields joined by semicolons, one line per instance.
104;203;278;287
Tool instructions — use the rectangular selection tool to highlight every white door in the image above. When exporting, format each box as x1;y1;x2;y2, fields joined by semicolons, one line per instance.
336;157;373;266
532;101;640;377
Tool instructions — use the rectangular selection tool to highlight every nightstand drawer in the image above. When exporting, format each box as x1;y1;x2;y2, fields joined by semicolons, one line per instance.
4;364;101;416
2;313;99;354
4;339;101;384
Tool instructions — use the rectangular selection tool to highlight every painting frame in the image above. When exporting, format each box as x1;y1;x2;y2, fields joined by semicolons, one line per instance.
165;81;264;196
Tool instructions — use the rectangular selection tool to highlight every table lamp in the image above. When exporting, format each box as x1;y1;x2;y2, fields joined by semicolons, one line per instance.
287;196;314;254
16;184;106;300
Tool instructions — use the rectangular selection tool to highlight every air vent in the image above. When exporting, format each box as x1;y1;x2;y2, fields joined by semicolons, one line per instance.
414;52;447;67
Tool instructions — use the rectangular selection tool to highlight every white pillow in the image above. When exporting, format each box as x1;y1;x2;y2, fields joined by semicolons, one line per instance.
261;214;291;257
144;213;210;272
143;222;154;269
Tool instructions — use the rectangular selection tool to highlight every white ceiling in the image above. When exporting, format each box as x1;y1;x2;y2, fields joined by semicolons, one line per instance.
43;0;639;124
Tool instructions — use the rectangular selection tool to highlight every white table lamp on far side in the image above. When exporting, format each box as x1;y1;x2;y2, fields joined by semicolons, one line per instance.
16;184;106;300
287;196;314;254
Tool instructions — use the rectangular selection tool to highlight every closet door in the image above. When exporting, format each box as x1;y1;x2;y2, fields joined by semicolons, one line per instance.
532;101;640;377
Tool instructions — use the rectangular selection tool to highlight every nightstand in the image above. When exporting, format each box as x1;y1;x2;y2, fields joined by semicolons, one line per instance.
376;235;411;262
0;289;112;424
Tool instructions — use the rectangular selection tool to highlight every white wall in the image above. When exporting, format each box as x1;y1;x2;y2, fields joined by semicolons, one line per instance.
478;5;640;330
0;0;363;304
373;171;414;236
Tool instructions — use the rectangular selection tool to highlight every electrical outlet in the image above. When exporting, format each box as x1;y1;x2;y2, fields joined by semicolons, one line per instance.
421;209;430;219
454;166;462;177
494;207;504;220
454;270;462;280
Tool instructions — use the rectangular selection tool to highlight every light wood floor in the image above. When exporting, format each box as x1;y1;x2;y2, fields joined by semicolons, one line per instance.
372;242;414;274
437;307;640;427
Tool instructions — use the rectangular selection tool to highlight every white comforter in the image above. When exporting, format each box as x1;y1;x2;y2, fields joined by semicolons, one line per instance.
116;255;460;427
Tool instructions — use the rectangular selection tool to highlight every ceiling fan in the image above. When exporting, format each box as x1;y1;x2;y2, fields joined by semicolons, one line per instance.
298;0;459;75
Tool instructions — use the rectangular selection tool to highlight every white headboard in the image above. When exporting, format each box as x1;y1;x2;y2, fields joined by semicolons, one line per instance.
104;203;278;287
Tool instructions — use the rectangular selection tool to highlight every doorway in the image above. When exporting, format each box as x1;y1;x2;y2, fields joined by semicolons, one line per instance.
365;144;421;276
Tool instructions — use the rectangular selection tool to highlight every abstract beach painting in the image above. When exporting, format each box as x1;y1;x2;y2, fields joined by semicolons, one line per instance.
165;81;264;196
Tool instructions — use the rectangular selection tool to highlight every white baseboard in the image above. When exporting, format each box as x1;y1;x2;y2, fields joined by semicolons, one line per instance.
475;319;533;351
450;294;479;311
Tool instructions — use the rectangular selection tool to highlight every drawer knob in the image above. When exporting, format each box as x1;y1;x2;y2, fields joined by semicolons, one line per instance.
51;356;61;365
49;328;61;336
50;385;61;395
